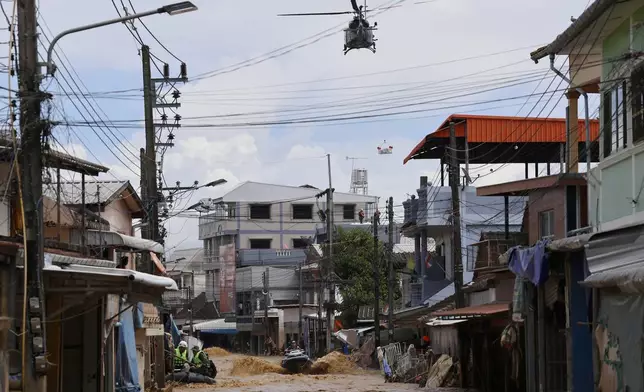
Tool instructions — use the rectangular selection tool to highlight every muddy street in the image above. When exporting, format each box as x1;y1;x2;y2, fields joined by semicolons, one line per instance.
173;353;420;392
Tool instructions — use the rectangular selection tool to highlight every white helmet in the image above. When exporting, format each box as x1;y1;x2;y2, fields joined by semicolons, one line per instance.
178;341;188;348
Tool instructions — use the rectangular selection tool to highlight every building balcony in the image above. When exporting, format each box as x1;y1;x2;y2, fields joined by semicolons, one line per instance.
237;248;307;267
466;234;528;272
198;215;236;240
162;287;191;307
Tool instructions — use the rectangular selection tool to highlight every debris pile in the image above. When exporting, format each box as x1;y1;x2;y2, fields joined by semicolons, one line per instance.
205;347;231;357
230;356;285;376
309;351;359;375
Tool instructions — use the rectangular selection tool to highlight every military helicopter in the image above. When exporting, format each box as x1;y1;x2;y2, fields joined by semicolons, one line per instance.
278;0;378;55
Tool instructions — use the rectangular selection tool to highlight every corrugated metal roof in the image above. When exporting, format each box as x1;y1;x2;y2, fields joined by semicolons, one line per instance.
44;181;132;205
433;302;510;319
530;0;616;62
168;248;205;272
216;181;379;204
404;114;600;164
194;318;237;332
425;318;467;327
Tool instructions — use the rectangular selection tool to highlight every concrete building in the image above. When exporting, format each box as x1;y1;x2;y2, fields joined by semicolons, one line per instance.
402;176;526;307
198;181;379;259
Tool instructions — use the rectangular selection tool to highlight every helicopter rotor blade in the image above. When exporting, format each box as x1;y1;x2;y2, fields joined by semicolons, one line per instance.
277;11;354;16
350;0;360;13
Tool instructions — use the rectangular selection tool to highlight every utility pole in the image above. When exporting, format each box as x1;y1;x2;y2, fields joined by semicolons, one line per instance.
372;211;381;350
18;0;48;389
263;268;269;354
141;45;157;273
298;262;303;346
387;197;394;343
325;154;334;353
97;184;103;257
449;121;465;308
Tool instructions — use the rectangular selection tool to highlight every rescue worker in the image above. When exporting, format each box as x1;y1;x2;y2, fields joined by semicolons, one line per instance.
191;345;217;379
174;341;189;371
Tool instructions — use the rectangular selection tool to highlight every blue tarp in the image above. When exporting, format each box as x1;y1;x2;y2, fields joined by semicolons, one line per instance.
166;314;181;347
115;306;141;392
508;239;550;286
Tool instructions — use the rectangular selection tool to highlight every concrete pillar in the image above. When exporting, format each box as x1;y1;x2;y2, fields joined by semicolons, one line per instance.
566;89;581;173
414;234;421;275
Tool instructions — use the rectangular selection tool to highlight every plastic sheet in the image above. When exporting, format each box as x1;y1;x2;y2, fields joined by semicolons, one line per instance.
115;306;141;392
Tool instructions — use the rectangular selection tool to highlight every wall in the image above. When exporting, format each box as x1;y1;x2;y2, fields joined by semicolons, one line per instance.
200;199;375;248
102;198;133;235
527;186;588;244
594;5;644;231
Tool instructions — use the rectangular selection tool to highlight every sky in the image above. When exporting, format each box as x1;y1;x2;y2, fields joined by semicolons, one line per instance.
18;0;601;252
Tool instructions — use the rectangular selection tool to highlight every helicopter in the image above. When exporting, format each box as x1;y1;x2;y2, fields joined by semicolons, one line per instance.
278;0;378;55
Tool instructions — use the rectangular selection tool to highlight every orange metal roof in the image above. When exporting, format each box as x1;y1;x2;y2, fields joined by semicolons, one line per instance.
432;302;510;318
403;114;600;164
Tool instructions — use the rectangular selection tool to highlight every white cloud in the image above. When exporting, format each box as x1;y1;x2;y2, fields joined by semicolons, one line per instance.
37;0;597;250
286;145;326;160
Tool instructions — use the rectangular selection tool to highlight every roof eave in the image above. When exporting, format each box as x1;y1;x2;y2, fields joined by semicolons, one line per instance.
530;0;615;63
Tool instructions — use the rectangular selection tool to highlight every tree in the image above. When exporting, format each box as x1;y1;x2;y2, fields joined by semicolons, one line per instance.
327;227;400;328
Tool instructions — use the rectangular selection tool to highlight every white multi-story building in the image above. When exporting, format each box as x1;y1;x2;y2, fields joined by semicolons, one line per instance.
199;181;379;262
197;181;379;313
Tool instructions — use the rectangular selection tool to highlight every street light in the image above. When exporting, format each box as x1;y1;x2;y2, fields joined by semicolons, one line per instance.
43;1;198;75
204;179;227;188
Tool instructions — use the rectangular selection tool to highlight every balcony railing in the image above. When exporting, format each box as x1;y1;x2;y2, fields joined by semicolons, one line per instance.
237;249;307;267
162;287;191;307
466;237;526;272
410;283;423;307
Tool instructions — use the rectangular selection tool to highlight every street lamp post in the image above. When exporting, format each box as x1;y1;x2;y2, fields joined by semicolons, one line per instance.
42;1;198;75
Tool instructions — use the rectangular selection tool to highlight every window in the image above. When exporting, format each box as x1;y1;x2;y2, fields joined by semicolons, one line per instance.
292;238;308;249
292;204;313;220
249;239;272;249
539;209;555;239
249;204;271;220
631;63;644;146
603;81;628;158
227;203;236;219
343;204;356;220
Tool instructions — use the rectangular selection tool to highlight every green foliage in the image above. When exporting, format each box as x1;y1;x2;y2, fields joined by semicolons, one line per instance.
326;227;401;328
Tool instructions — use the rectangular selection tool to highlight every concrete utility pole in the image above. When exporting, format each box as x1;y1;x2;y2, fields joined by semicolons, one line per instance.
449;121;465;308
141;45;157;273
298;262;303;346
263;268;270;353
140;45;187;269
372;211;381;350
325;154;334;353
387;197;394;343
18;0;48;388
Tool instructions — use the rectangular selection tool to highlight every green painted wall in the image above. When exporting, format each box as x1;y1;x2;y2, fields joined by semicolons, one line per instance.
602;18;630;81
600;159;634;222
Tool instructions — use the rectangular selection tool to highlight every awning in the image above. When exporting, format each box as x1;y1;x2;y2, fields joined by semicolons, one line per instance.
17;249;117;268
194;318;237;335
425;318;467;327
85;230;164;254
583;223;644;293
44;264;177;304
432;303;510;320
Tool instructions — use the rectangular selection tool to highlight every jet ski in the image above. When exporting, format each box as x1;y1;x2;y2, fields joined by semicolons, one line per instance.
280;348;313;374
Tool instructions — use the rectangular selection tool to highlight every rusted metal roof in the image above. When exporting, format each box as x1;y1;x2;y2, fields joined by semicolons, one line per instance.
403;114;600;164
432;302;510;319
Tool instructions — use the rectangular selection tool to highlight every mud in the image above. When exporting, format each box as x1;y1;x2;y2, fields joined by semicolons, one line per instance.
174;354;420;392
